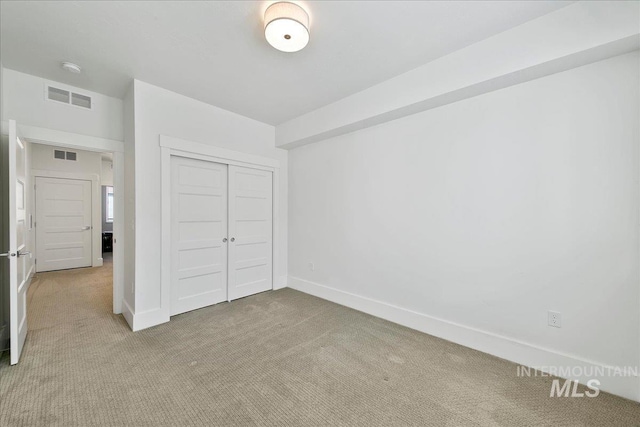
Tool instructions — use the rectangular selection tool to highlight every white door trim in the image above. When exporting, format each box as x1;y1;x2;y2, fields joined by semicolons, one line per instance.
160;135;279;169
6;122;125;315
32;170;101;269
159;134;281;326
16;123;124;153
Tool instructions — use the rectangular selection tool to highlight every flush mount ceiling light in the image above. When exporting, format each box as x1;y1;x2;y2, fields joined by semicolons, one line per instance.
61;62;82;74
264;2;309;53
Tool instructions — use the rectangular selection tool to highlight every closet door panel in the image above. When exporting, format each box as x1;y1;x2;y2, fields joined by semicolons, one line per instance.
228;165;273;301
170;157;228;316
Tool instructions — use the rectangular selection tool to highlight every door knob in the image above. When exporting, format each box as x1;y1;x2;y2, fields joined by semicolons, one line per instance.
222;238;228;243
82;226;91;230
230;237;235;242
0;252;16;258
17;250;31;258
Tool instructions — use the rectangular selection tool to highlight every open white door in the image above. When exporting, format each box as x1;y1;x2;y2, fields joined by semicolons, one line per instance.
1;120;31;365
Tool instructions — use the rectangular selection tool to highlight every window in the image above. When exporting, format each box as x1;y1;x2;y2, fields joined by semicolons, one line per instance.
106;186;114;223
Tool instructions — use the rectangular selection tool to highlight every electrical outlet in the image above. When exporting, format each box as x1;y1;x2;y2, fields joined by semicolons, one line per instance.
308;262;314;271
548;311;562;328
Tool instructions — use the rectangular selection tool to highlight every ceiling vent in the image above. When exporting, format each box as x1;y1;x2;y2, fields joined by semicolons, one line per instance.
46;85;92;110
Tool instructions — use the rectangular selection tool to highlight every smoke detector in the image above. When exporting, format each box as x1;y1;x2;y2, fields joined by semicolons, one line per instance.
61;62;82;74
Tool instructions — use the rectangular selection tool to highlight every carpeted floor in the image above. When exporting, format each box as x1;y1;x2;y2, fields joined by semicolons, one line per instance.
1;258;639;426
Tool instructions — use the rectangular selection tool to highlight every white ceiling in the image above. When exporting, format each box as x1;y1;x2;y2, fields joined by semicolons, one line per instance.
0;1;572;125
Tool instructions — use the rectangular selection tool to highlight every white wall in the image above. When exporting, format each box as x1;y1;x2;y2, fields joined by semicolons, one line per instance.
2;69;124;141
31;144;102;175
101;160;113;186
288;52;640;400
276;1;640;149
130;80;287;326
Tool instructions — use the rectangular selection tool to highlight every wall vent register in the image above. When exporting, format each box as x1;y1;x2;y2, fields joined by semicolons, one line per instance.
53;150;77;161
46;85;92;109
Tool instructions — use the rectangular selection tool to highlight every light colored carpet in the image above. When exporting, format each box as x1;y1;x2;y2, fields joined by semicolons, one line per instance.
1;258;639;426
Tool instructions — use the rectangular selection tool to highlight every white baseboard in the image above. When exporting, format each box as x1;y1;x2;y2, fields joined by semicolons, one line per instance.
288;276;639;402
121;299;134;330
131;307;169;332
273;275;288;290
122;301;169;332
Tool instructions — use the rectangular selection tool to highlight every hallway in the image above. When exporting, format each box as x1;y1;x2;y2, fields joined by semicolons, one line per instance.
26;255;115;333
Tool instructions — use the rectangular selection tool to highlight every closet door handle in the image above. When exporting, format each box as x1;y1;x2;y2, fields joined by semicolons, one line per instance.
222;238;228;243
230;237;235;242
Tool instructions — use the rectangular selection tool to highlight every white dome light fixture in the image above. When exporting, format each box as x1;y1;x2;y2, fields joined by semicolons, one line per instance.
264;2;309;53
61;62;82;74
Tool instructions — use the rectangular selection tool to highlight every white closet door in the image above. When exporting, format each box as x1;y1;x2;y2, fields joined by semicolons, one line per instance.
228;165;273;301
170;157;228;316
35;177;92;272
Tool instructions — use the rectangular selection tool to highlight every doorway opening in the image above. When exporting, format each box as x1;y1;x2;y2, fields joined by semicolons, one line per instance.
29;145;119;330
1;120;125;365
29;144;118;334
